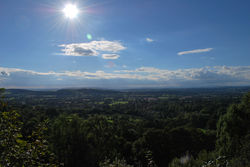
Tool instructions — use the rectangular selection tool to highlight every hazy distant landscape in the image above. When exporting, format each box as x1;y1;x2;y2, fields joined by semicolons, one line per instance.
5;87;250;114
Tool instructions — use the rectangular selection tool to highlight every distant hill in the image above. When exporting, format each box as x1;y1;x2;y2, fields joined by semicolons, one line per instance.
4;88;120;97
56;88;119;96
4;86;250;97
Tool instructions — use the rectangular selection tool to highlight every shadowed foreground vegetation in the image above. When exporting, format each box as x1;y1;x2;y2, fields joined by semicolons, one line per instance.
0;88;249;166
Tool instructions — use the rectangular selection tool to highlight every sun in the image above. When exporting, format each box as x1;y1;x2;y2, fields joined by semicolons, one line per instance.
63;4;79;19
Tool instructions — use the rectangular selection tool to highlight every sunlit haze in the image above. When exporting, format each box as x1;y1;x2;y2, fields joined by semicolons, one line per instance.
63;4;79;19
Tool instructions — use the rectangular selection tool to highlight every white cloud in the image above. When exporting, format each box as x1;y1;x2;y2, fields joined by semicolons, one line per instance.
146;38;154;42
1;66;250;88
178;48;213;55
113;66;250;84
62;46;98;57
90;40;126;52
102;54;120;60
58;40;126;57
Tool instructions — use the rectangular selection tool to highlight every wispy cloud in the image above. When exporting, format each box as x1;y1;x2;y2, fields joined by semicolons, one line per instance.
146;38;154;42
105;61;116;68
1;66;250;88
178;48;213;55
102;54;120;60
58;40;126;57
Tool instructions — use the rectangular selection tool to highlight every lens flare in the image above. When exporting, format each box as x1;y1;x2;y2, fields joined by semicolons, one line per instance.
86;34;92;40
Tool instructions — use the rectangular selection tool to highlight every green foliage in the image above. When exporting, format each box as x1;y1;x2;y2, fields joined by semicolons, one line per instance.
229;134;250;167
216;92;250;159
144;150;157;167
99;157;134;167
168;92;250;167
0;88;7;112
0;110;25;166
133;127;215;167
50;114;95;167
168;153;197;167
50;114;141;167
0;107;59;166
168;151;230;167
26;120;60;166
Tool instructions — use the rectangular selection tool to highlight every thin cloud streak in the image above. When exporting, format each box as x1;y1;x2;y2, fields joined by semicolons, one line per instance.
102;54;120;60
178;48;213;55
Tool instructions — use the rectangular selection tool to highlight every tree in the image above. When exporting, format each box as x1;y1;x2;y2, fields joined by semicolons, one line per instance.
0;88;59;167
50;114;95;167
0;110;59;166
216;92;250;166
99;157;134;167
0;88;7;112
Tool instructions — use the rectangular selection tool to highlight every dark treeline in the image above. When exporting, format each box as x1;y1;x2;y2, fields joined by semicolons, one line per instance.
0;87;249;167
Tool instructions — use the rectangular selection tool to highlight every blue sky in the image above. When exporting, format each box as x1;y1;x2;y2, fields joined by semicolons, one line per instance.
0;0;250;88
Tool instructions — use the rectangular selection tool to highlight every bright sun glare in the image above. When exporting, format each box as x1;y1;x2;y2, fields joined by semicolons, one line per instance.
63;4;79;19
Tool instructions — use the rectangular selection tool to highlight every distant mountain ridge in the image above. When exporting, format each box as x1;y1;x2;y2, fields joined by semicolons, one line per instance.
3;86;250;97
4;88;120;97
